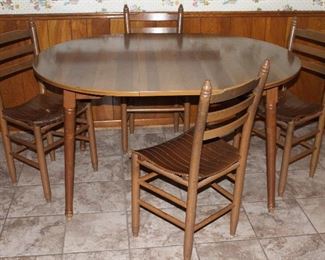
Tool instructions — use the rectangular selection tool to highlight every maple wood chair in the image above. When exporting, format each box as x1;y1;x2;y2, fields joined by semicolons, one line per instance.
254;17;325;196
131;60;270;260
121;4;190;153
0;21;98;201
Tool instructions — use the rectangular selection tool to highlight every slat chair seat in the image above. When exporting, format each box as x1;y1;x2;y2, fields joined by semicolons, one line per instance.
254;17;325;196
131;60;270;260
121;4;190;153
0;21;98;202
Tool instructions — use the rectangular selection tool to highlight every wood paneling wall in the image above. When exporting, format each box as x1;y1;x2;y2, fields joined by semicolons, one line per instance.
0;12;324;128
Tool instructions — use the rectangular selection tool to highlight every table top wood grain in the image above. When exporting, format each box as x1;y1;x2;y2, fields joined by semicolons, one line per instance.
33;34;301;97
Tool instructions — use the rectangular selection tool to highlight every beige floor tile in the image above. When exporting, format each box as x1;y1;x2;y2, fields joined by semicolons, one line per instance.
260;234;325;260
0;216;65;257
196;240;267;260
63;250;129;260
130;245;199;260
242;173;295;203
0;255;62;260
0;187;14;218
7;185;65;218
285;168;325;199
73;181;126;214
297;197;325;233
244;200;316;238
193;206;256;243
64;212;128;253
128;208;184;249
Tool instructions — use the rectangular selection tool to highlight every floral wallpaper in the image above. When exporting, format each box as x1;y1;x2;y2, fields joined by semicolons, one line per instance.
0;0;324;14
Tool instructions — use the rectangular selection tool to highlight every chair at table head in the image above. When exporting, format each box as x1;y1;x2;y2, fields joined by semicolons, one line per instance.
123;4;183;34
131;59;270;260
120;4;189;154
0;21;98;201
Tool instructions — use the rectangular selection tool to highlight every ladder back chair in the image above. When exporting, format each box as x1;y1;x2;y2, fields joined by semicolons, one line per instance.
122;4;190;153
254;17;325;196
131;60;270;260
0;21;98;201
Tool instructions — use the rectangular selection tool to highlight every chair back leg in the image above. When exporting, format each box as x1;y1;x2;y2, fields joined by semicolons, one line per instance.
0;118;17;183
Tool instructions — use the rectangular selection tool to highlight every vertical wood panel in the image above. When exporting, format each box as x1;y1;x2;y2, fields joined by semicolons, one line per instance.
35;20;50;50
200;17;231;34
48;19;72;46
183;17;200;33
229;17;252;37
251;17;266;40
71;19;88;39
110;18;124;34
265;16;288;46
87;18;110;37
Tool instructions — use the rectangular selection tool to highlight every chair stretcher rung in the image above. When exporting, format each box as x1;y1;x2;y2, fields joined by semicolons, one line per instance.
211;183;233;201
9;135;36;151
194;204;233;232
289;149;314;164
140;181;186;209
127;107;184;113
12;153;39;169
139;200;185;229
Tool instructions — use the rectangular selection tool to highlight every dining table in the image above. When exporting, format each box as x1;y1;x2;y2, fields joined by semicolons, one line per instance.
33;34;301;218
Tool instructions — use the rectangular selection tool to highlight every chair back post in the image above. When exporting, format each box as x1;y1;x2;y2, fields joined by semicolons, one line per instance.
287;17;297;51
123;4;130;34
188;80;212;185
29;20;45;95
177;4;184;34
238;59;270;162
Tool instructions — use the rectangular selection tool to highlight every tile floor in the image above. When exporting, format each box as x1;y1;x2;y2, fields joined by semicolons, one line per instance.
0;127;324;259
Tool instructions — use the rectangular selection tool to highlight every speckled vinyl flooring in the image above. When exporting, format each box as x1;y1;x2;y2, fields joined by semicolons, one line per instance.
0;127;324;259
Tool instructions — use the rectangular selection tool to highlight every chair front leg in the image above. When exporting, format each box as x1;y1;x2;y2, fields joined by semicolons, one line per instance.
131;153;141;236
85;103;98;171
278;122;294;196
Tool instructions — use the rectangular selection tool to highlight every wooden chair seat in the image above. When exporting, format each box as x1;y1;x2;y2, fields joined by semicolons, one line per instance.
276;92;322;122
258;91;321;123
136;130;239;179
3;94;64;126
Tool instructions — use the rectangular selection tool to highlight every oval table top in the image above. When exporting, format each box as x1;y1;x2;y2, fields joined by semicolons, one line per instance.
33;34;301;97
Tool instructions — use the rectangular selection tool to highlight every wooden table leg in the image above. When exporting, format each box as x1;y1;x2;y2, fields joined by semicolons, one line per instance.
184;97;191;131
265;87;278;212
64;90;76;219
121;97;128;153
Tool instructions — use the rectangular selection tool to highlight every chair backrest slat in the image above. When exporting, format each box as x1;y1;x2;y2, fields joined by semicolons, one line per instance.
209;78;260;104
293;43;325;60
0;44;34;63
302;60;325;75
0;29;31;45
203;113;249;140
295;28;325;44
123;4;183;35
207;95;254;124
0;60;33;79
